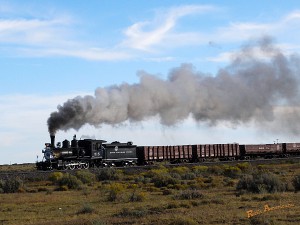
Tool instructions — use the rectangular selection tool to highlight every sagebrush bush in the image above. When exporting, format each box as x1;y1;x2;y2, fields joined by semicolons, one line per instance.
152;173;179;188
97;168;123;181
0;177;23;193
118;207;148;218
170;166;190;175
162;188;173;195
77;204;95;214
174;189;204;200
192;165;208;175
182;172;196;180
236;162;251;172
208;165;223;175
292;174;300;192
106;182;126;202
236;172;286;194
48;172;64;183
58;174;83;190
223;166;242;178
75;170;96;185
128;190;147;202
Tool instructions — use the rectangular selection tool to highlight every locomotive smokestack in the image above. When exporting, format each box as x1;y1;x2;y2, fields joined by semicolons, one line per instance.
50;135;55;148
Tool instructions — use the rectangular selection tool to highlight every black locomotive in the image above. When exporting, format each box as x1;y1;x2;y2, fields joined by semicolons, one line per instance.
36;135;137;170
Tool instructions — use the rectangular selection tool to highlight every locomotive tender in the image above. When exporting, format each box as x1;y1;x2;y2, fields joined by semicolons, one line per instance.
36;135;300;170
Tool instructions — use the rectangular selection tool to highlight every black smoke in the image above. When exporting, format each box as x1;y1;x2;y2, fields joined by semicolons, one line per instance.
48;37;300;135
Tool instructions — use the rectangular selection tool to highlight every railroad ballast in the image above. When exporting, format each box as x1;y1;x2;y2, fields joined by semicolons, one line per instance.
36;135;300;170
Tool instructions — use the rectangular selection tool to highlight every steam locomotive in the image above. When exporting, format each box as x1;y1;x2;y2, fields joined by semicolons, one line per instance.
36;135;300;170
36;135;137;170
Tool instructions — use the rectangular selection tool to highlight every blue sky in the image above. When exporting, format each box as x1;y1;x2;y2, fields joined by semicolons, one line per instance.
1;0;300;164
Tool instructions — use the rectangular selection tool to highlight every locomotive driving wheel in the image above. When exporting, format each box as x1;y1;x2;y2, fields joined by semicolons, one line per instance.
81;161;89;169
68;161;75;170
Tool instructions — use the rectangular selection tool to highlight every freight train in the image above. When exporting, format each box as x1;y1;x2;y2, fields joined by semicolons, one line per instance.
36;135;300;170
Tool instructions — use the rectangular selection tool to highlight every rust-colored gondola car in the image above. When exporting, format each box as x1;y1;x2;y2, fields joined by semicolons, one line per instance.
239;144;283;159
285;143;300;156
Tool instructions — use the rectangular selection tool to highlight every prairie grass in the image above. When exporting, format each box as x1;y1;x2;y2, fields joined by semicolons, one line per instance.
0;162;299;224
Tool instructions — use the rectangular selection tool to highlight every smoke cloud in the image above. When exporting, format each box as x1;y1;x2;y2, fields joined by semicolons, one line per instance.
48;37;300;135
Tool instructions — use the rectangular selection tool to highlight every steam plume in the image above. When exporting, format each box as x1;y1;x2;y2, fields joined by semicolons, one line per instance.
48;37;300;135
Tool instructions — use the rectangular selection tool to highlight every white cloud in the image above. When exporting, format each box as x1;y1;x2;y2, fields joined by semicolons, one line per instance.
1;3;300;63
20;47;132;61
121;5;217;52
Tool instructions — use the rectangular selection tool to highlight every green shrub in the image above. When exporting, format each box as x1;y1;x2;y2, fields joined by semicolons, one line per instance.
77;204;95;214
58;174;83;190
182;172;196;180
208;165;223;175
48;172;64;183
192;166;208;175
152;173;179;188
144;167;169;178
236;162;251;172
75;170;96;185
97;168;123;181
170;166;190;175
129;190;147;202
223;166;242;178
292;174;300;192
236;172;286;194
118;207;148;218
56;185;68;191
0;178;23;193
223;177;235;187
162;188;173;195
174;189;204;200
107;182;126;202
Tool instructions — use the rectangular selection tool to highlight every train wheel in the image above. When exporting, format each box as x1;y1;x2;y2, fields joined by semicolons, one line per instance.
62;163;68;170
69;162;75;170
82;162;89;169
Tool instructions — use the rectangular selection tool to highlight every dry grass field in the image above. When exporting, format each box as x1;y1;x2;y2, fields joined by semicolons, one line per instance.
0;161;299;225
